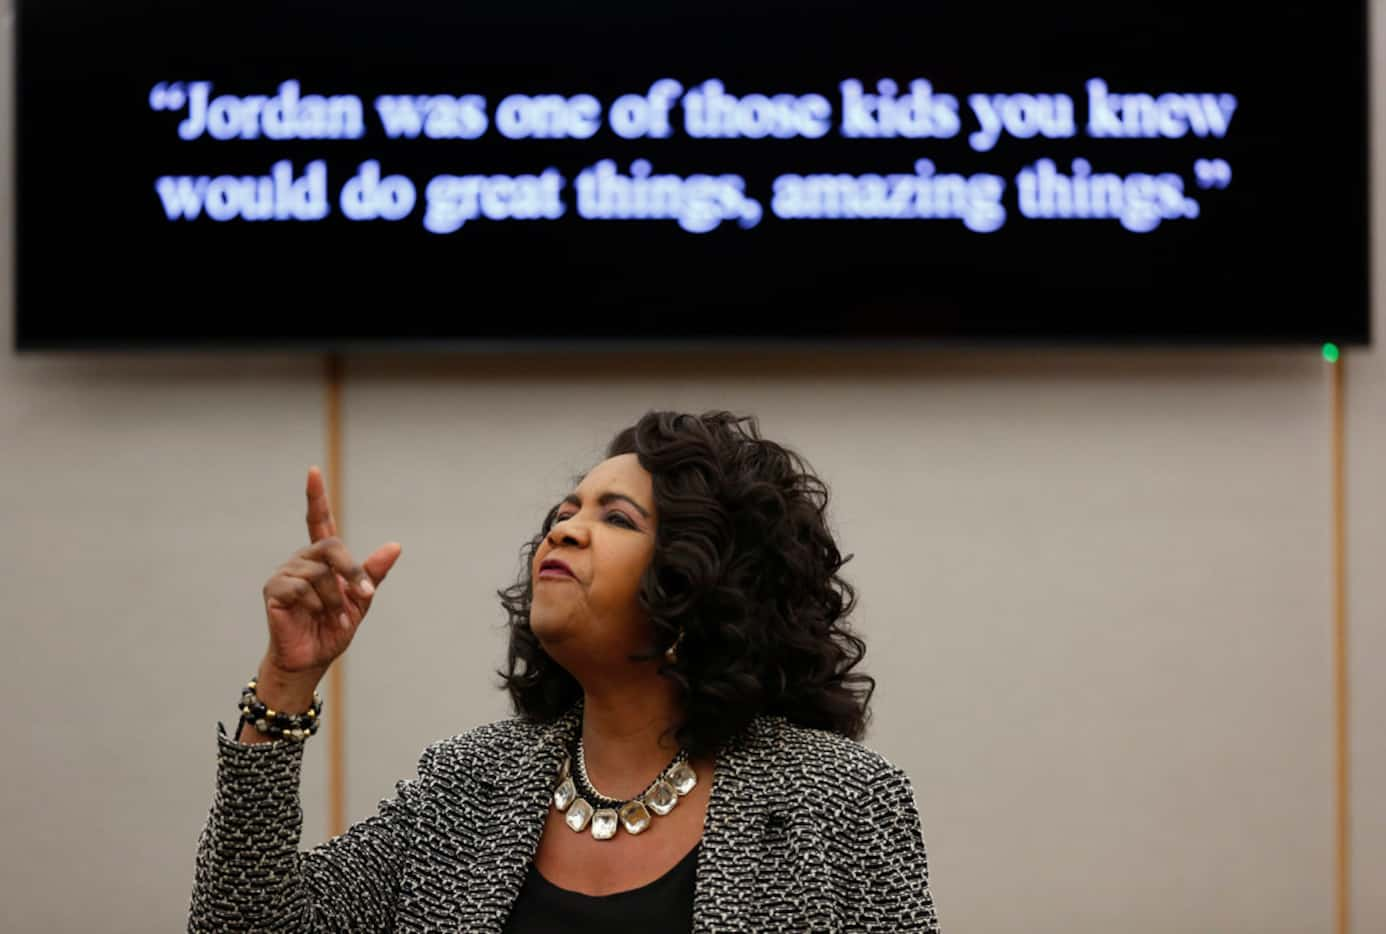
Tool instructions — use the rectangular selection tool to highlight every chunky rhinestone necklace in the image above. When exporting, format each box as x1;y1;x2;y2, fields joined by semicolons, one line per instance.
551;737;698;840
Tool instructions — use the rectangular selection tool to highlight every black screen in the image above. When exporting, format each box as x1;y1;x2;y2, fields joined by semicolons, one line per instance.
14;0;1370;350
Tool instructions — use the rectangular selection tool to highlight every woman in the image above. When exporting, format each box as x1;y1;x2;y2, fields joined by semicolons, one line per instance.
189;410;942;932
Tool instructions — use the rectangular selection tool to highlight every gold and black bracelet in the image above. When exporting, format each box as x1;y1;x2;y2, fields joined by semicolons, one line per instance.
238;676;323;742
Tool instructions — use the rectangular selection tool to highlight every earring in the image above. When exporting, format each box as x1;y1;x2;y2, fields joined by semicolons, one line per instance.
664;630;684;664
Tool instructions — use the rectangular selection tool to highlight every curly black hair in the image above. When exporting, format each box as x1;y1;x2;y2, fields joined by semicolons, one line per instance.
497;410;874;758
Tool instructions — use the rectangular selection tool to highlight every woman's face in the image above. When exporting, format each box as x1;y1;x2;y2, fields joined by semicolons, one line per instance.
530;453;658;669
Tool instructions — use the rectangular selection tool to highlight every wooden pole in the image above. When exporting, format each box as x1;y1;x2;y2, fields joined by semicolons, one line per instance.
1330;351;1350;934
325;353;346;838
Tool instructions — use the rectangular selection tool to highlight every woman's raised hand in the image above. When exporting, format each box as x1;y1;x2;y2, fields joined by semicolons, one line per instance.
260;466;403;681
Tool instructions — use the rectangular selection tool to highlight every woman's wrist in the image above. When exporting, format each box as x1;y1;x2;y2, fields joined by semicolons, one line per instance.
233;659;324;745
254;658;324;712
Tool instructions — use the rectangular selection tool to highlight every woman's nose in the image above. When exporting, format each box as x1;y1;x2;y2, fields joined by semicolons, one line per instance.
547;517;589;548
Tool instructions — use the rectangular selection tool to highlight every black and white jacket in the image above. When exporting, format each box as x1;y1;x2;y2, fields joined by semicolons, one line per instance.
189;704;942;932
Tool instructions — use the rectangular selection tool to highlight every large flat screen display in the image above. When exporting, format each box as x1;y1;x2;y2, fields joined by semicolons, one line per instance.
13;0;1370;350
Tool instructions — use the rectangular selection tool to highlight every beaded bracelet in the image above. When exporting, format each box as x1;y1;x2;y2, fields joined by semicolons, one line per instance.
239;676;324;742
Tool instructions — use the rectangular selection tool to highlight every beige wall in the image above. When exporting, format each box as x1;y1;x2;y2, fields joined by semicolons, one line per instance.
1;4;1382;931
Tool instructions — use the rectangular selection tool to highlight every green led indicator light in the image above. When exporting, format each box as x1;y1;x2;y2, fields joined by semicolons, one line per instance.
1322;343;1340;363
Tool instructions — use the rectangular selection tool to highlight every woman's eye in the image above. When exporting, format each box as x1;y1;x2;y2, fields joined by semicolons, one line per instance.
553;511;634;528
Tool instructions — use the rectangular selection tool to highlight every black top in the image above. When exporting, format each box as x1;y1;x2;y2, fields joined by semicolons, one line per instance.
502;843;699;933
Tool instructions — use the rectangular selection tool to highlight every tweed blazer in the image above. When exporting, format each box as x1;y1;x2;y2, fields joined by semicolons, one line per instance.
189;704;941;932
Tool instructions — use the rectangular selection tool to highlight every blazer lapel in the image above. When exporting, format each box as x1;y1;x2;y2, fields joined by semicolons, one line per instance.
414;707;580;934
693;717;794;934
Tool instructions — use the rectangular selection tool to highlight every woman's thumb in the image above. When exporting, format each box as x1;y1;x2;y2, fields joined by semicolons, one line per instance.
363;542;403;587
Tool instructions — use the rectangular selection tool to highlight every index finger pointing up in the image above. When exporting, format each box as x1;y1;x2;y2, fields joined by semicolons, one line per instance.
306;465;337;544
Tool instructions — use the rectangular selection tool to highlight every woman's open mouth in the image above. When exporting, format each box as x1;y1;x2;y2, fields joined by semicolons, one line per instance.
539;559;576;580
